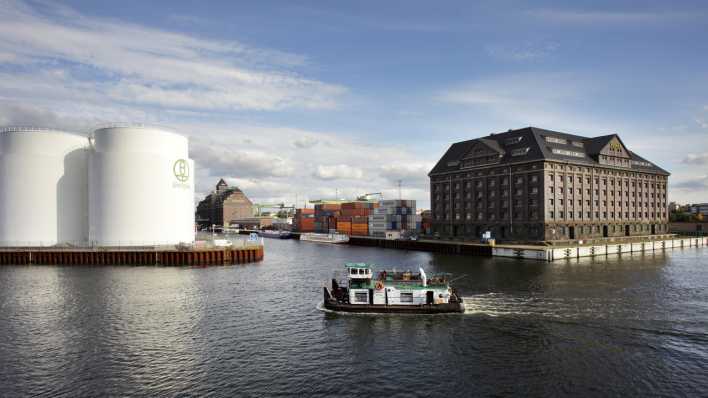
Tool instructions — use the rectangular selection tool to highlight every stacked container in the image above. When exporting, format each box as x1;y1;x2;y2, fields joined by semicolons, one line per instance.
368;200;417;237
314;203;342;233
293;208;315;232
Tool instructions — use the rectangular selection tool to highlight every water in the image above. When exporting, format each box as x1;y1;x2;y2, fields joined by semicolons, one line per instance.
1;240;707;397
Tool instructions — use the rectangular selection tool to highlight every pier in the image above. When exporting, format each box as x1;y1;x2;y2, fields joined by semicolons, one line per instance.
0;246;264;266
347;236;493;255
345;235;708;262
494;236;708;261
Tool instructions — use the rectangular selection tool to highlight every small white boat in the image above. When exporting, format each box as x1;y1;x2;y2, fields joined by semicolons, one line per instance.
299;232;349;244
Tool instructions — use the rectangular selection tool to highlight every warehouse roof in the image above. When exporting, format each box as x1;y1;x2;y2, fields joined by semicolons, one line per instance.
429;127;669;176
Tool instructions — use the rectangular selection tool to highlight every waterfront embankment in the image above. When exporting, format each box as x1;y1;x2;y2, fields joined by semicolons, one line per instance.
346;234;708;262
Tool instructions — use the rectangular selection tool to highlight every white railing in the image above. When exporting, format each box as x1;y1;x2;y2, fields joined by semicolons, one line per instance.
0;236;263;251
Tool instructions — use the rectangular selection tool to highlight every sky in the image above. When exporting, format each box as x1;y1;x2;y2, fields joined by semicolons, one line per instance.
1;0;707;208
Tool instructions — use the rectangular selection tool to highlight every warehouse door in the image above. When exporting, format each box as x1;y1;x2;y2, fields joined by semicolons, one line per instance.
603;225;608;238
625;225;630;236
569;227;575;240
651;224;656;235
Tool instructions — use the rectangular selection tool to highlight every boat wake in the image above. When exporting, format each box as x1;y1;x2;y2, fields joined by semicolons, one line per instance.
462;293;579;318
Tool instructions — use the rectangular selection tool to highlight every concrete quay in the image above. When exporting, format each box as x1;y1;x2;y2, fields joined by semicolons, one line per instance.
346;234;708;262
494;236;708;261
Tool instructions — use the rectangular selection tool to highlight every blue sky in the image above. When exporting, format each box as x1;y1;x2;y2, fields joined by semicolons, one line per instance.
1;0;707;208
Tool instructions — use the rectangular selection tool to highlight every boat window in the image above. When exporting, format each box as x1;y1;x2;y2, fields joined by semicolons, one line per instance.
400;293;413;303
358;269;365;275
354;292;368;303
350;268;357;275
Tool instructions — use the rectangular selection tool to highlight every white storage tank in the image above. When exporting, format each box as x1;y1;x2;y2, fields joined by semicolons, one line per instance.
0;128;89;246
89;125;195;246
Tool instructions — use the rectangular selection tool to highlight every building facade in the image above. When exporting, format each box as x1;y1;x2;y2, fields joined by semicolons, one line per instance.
429;127;670;242
195;179;253;229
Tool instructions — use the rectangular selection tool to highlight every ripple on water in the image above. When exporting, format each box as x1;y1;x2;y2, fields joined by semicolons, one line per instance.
0;241;707;397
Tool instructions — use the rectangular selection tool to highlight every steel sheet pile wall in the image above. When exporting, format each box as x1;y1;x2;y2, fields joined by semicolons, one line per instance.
369;200;417;237
89;126;195;246
0;129;88;246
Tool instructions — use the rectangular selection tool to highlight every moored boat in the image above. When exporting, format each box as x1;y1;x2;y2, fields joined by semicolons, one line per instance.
300;232;349;244
323;263;464;314
259;230;292;239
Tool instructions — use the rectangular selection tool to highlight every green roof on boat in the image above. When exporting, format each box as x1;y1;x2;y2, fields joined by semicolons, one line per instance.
345;262;373;269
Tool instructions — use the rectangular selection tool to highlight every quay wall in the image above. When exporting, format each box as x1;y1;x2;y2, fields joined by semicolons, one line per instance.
347;236;492;256
493;237;708;262
0;246;264;266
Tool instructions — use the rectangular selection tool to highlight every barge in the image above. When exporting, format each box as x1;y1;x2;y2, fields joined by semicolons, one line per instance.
323;263;464;314
300;232;349;244
259;230;292;239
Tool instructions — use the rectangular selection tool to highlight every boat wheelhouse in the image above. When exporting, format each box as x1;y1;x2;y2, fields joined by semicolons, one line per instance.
323;263;464;314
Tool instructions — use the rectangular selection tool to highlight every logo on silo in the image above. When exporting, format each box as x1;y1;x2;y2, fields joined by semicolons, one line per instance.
173;159;190;182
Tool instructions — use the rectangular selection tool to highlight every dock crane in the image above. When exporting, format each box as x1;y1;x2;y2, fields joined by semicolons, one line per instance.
356;192;384;201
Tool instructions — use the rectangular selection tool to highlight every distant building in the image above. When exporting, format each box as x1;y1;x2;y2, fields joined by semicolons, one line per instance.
429;127;670;242
195;179;253;229
229;217;273;230
689;203;708;217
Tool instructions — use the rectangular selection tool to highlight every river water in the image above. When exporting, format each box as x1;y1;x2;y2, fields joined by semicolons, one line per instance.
1;239;707;397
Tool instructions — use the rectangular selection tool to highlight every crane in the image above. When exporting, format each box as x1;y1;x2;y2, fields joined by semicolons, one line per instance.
356;192;384;201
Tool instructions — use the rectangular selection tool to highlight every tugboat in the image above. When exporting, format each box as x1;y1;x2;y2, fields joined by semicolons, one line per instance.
323;263;464;314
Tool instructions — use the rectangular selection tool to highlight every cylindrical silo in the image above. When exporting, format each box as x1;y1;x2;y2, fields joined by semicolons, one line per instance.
89;125;195;246
0;128;89;246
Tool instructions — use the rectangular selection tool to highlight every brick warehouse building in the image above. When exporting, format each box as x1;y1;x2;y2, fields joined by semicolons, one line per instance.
429;127;670;242
195;179;253;229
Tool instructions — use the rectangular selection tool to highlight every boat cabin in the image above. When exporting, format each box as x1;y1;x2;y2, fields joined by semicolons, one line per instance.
339;263;453;306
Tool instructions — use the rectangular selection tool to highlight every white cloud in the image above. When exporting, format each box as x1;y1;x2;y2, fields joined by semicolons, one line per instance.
528;9;699;25
485;41;559;62
313;164;364;180
190;140;295;179
293;135;319;149
682;153;708;165
378;163;433;187
672;175;708;190
0;0;345;112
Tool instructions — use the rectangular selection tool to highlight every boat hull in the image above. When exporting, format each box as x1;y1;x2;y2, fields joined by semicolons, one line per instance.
323;298;465;314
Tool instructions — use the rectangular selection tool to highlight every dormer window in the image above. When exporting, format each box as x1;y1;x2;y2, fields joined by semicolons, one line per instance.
545;136;567;145
511;147;530;157
505;136;523;145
